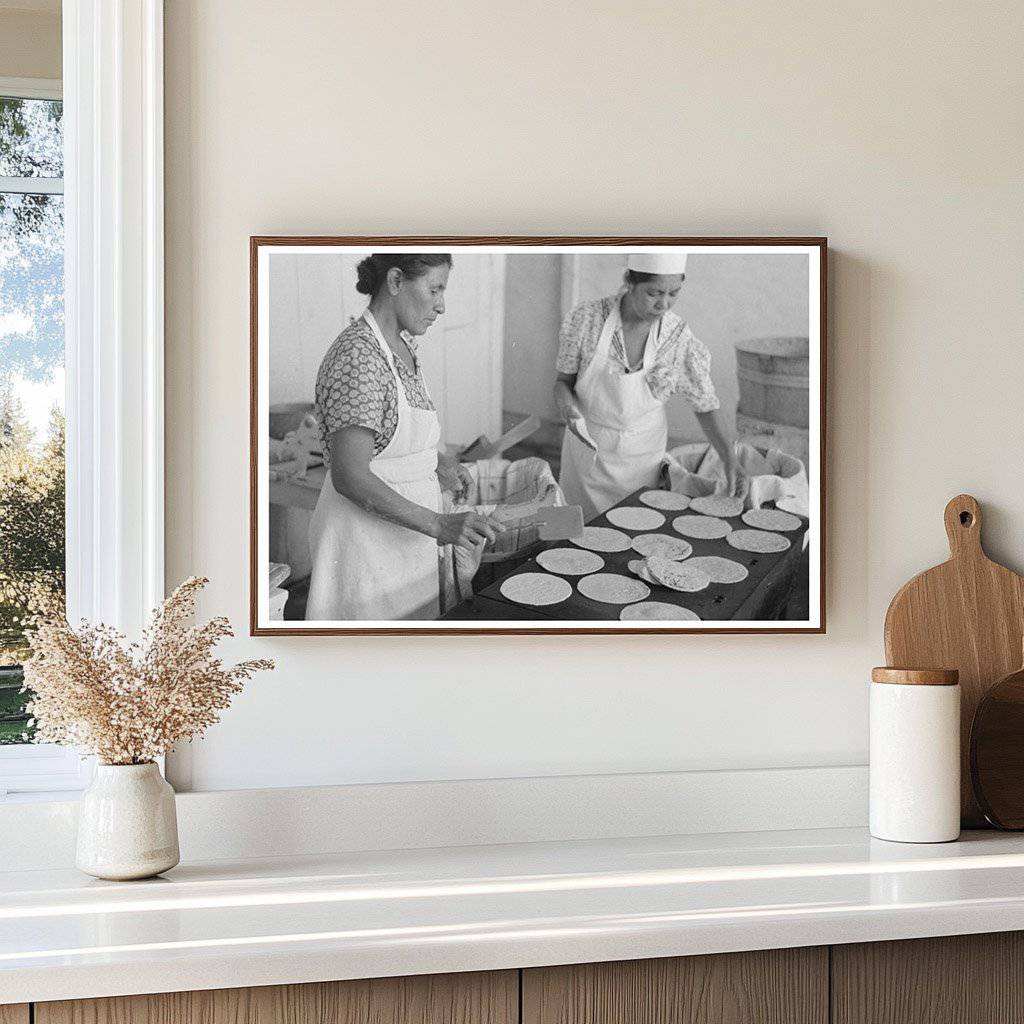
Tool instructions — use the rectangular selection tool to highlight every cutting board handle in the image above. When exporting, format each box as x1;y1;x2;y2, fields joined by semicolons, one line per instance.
944;493;983;559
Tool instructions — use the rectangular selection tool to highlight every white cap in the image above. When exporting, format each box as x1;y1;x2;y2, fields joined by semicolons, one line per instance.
626;252;688;275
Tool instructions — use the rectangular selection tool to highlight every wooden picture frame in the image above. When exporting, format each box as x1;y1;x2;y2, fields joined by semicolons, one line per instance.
251;236;827;635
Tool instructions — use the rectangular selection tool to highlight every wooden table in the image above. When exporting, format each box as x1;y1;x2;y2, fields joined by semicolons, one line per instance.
442;488;808;623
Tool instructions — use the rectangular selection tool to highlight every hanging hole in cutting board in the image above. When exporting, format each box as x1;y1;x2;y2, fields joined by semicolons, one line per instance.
960;510;974;527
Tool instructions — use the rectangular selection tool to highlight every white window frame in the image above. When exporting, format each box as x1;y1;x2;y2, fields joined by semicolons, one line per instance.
0;1;164;801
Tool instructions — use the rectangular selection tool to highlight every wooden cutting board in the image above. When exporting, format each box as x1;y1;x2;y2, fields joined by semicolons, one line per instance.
884;494;1024;826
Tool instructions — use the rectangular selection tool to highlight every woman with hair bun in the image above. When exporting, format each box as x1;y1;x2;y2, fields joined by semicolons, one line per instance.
307;253;503;621
553;252;743;521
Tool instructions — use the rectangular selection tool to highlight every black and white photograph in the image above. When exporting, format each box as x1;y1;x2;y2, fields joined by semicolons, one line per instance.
251;238;825;634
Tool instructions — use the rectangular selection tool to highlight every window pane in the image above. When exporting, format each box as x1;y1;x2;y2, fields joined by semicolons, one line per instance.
0;97;63;179
0;187;65;745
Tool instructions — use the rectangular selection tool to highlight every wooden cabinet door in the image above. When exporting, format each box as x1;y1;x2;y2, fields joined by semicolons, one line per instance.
0;1006;29;1024
833;932;1024;1024
523;949;828;1024
36;970;517;1024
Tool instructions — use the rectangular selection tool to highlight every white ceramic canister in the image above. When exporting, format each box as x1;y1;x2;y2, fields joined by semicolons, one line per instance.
76;762;180;880
870;667;960;843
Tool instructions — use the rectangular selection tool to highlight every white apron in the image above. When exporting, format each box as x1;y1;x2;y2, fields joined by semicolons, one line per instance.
559;298;668;521
306;311;442;621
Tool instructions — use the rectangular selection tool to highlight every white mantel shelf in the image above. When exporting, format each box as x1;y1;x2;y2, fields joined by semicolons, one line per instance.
5;826;1024;1004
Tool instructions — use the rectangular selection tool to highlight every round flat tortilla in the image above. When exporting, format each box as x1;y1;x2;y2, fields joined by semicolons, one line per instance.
535;547;605;576
639;490;692;511
726;529;792;553
606;506;666;531
671;515;733;540
645;557;712;593
684;555;750;584
620;602;700;621
577;573;651;604
742;508;803;532
500;572;572;606
570;526;633;552
690;495;745;518
631;534;693;560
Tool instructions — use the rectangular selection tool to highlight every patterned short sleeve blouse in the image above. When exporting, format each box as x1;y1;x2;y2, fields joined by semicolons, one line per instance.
314;316;434;463
555;295;720;413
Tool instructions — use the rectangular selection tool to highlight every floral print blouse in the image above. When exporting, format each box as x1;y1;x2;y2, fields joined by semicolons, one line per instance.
314;317;434;463
555;294;720;413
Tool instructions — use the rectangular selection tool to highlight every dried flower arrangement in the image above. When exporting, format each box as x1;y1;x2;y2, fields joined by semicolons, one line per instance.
22;577;273;765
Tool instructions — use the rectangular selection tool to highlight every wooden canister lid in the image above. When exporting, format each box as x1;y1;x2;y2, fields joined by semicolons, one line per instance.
871;667;960;686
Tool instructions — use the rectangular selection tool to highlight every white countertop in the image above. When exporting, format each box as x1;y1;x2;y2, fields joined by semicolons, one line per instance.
5;826;1024;1004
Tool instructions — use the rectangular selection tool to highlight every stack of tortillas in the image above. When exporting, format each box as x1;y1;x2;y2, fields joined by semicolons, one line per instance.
644;556;712;593
631;534;692;560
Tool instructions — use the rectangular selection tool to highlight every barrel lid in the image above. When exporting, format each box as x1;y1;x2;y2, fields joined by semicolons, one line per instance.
871;667;959;686
734;336;809;357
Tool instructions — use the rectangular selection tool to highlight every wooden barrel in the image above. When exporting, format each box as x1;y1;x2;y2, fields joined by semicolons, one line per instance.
735;412;809;469
734;336;809;428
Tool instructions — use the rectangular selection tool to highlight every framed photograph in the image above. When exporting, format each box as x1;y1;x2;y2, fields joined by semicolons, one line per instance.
251;237;826;635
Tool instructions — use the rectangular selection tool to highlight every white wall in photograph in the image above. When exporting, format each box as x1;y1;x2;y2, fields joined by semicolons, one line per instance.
164;2;1024;791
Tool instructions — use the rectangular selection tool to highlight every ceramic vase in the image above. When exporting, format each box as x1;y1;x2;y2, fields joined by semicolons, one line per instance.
76;762;180;880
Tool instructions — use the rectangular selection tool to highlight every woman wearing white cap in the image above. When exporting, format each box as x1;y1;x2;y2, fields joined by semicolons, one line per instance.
553;253;740;521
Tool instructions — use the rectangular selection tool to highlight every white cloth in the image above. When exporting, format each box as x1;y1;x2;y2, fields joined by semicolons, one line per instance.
306;310;442;621
559;298;668;521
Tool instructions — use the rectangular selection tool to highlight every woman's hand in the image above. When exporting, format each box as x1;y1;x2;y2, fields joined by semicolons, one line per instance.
435;450;465;495
725;453;749;500
554;374;582;424
433;511;505;550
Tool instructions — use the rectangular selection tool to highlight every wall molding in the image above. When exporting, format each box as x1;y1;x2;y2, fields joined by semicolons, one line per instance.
63;0;164;635
0;764;868;871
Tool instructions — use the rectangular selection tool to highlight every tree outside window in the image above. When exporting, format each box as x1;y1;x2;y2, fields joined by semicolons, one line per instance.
0;93;65;744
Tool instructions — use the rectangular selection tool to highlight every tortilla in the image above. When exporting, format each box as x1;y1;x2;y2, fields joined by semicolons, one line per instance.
690;495;745;518
644;557;712;593
671;515;733;540
639;490;692;511
500;572;573;606
775;494;808;516
631;534;693;560
606;506;666;531
577;573;651;604
620;602;700;621
684;555;750;584
535;547;605;576
726;529;792;553
627;558;660;585
570;526;633;552
742;508;803;532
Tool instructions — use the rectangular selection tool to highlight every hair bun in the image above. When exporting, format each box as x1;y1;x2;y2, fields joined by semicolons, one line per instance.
355;256;380;296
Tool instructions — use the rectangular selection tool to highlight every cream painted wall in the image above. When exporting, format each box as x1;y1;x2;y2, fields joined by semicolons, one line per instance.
0;6;60;80
164;1;1024;791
